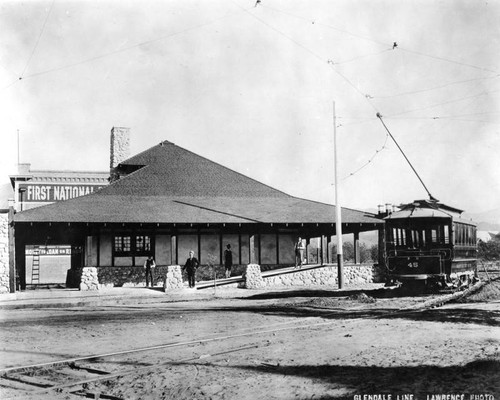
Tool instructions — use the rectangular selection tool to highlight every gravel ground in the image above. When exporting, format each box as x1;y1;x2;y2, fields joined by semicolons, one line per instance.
1;281;499;400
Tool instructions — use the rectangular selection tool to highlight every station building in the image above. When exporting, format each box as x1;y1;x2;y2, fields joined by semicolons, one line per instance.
1;163;108;293
7;127;384;291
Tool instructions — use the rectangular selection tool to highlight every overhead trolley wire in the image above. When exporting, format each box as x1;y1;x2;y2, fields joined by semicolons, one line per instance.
330;48;393;66
399;47;499;75
372;73;500;99
234;2;380;113
261;3;389;48
261;3;499;78
341;133;389;181
20;0;56;80
386;89;500;117
17;5;251;81
234;1;395;185
388;111;500;120
246;1;498;194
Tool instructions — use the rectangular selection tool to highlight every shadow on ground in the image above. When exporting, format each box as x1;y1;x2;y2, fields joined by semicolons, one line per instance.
238;287;409;300
199;358;500;398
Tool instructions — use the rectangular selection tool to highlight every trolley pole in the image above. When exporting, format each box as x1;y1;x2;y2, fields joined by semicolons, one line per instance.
333;101;344;289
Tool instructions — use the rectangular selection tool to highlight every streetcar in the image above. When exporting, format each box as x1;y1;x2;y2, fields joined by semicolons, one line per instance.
383;199;477;290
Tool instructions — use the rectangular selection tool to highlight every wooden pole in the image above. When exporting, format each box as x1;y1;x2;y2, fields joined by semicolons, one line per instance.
334;101;344;289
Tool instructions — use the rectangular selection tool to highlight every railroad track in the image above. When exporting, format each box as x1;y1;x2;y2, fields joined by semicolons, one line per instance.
0;279;490;400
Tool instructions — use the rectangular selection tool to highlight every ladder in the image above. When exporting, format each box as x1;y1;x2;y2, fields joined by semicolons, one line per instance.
31;247;40;285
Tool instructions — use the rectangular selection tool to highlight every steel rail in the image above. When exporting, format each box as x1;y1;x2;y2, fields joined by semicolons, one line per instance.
3;344;262;399
1;280;485;376
0;279;488;398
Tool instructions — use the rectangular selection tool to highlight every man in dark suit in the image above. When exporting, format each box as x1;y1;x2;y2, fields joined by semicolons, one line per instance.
183;250;199;288
144;255;156;287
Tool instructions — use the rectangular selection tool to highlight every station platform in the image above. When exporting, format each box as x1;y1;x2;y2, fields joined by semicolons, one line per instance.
0;264;364;310
0;284;249;310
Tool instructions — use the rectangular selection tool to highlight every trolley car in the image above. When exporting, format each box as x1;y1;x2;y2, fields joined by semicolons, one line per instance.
383;199;477;290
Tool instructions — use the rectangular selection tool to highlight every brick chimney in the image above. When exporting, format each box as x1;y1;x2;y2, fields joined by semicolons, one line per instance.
109;127;130;182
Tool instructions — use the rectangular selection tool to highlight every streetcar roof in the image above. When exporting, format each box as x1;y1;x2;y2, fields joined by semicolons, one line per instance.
383;199;477;225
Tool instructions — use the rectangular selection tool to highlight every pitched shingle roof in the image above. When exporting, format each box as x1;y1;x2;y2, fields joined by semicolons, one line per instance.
14;140;382;227
105;140;288;197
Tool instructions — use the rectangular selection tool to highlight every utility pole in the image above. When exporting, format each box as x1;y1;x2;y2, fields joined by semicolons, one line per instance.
333;101;344;289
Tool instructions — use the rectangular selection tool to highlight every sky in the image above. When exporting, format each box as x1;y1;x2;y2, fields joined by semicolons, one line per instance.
1;0;499;214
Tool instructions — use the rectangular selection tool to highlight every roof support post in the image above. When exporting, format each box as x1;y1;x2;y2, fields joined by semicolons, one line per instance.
15;226;26;291
321;235;327;265
257;234;261;265
85;236;93;267
8;207;16;293
238;233;242;265
171;235;177;265
305;238;310;265
275;232;279;265
219;230;223;265
327;235;332;264
354;231;360;264
378;225;386;269
249;234;255;264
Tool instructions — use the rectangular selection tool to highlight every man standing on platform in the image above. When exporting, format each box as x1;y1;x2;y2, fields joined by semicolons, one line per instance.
183;250;199;288
294;237;305;269
224;244;233;279
144;255;156;287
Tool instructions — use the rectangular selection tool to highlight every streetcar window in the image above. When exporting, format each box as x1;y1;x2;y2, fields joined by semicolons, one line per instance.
458;224;464;245
421;230;426;246
431;229;437;243
401;229;406;246
444;225;449;244
412;230;419;247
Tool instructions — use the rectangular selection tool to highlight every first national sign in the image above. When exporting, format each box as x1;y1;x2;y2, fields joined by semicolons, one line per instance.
19;183;104;202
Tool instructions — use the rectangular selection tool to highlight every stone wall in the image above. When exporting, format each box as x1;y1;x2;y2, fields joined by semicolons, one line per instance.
0;213;9;294
97;266;172;288
245;263;385;289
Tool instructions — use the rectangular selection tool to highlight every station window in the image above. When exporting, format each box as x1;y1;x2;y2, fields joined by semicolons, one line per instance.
114;235;152;255
114;236;131;253
136;235;151;253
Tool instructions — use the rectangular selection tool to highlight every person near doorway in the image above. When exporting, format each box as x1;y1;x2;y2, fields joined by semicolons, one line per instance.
224;244;233;278
183;250;199;288
144;255;156;287
294;237;305;269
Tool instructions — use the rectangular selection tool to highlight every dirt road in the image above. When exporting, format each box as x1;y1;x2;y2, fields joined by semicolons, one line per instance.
0;284;499;399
